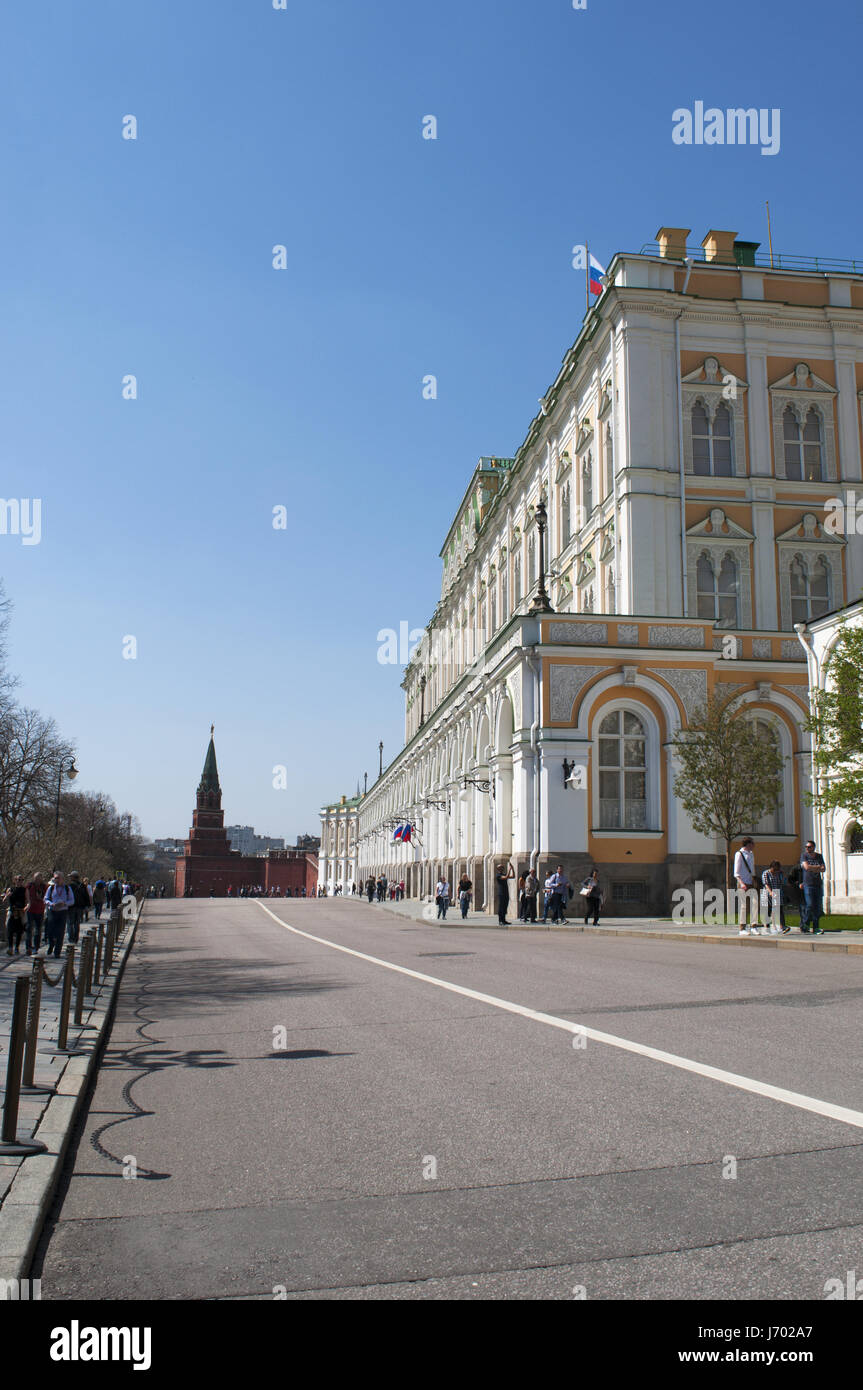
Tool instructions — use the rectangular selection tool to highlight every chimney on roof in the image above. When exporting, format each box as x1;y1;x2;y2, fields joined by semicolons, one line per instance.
701;229;738;264
656;227;691;259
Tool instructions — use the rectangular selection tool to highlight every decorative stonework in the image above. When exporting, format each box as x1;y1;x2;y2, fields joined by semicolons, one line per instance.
681;357;748;478
549;621;607;645
781;640;806;661
617;624;639;645
648;625;704;649
769;363;837;482
652;668;708;721
752;638;772;658
686;509;754;630
549;664;604;722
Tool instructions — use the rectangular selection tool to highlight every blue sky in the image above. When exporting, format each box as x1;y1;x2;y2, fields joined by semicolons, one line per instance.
1;0;859;841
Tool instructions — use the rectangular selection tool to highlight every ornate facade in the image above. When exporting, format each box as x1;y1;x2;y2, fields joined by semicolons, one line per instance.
354;225;863;914
797;600;863;912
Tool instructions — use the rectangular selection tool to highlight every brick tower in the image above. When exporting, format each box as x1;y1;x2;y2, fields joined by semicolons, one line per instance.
174;727;235;896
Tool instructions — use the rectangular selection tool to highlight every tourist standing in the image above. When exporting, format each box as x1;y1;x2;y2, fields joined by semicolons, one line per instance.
799;840;826;935
495;861;515;926
522;869;539;923
762;861;789;934
734;837;762;935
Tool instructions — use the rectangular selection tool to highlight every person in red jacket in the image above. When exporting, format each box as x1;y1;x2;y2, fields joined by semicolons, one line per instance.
25;873;47;954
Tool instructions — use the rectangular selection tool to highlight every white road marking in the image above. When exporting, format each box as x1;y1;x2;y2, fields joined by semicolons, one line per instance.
254;902;863;1131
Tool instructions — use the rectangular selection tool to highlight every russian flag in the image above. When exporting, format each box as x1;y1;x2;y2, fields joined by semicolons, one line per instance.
393;824;404;842
402;824;412;844
589;254;606;297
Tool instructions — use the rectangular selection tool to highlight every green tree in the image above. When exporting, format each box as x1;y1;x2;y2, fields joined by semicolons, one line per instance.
805;622;863;819
671;692;785;890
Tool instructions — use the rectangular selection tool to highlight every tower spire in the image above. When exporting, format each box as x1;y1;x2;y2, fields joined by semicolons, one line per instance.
197;727;222;809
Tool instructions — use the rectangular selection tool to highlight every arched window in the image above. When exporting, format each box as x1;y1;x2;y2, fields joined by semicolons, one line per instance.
583;455;593;520
790;555;830;623
849;825;863;855
528;535;537;590
751;718;784;834
560;485;571;548
489;583;497;634
696;552;739;627
500;568;508;624
692;401;733;476
606;567;615;614
598;709;647;829
513;553;522;605
583;585;594;613
784;406;823;481
605;425;614;497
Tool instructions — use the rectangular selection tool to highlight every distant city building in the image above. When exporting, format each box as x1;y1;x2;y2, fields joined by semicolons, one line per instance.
296;833;321;853
155;838;185;855
225;825;286;856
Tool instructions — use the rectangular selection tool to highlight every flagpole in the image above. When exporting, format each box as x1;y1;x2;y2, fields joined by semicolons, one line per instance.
585;240;590;313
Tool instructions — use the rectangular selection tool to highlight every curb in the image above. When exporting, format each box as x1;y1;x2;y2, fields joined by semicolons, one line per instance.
370;902;863;952
0;901;145;1282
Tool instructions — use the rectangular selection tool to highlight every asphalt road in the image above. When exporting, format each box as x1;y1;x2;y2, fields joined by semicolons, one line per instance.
33;897;863;1300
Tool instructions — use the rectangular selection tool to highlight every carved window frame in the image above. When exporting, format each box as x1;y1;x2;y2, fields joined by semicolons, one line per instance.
771;368;837;482
686;537;752;628
683;389;745;477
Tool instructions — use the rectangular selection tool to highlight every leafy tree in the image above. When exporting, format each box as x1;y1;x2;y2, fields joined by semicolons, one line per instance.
805;622;863;819
671;691;785;889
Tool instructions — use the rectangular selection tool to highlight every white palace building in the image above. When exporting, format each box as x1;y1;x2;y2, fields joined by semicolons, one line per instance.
319;225;863;913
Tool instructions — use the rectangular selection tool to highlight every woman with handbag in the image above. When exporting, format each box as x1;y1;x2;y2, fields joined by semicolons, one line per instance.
580;868;603;926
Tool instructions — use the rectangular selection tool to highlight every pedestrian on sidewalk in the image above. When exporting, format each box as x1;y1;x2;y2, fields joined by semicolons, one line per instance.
495;861;515;926
44;873;74;957
734;838;763;935
3;876;27;954
541;871;555;923
366;876;375;902
68;872;89;943
580;868;603;926
516;871;527;922
457;873;472;920
544;865;568;924
435;877;450;920
762;861;789;934
522;869;539;923
799;841;826;935
25;872;46;953
92;879;106;919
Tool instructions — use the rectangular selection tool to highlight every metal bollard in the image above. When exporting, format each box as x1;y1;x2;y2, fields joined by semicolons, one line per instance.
84;926;95;995
94;922;104;985
74;931;98;1030
51;945;79;1055
21;956;53;1095
0;977;48;1155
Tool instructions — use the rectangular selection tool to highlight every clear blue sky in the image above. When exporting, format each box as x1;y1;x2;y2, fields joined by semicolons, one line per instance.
1;0;858;841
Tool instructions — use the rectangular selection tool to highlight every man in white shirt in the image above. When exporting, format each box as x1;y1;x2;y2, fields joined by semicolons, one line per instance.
733;837;763;935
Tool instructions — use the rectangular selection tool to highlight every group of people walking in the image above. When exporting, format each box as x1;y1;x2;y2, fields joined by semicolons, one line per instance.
2;872;130;958
365;876;406;902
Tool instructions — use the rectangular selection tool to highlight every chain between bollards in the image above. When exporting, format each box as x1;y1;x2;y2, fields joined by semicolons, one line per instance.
0;976;48;1155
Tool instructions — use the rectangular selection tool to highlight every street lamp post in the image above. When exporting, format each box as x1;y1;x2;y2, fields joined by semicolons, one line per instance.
55;759;78;830
378;741;384;780
529;496;554;614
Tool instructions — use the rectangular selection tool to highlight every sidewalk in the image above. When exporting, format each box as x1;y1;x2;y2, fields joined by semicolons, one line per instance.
368;895;863;953
0;906;142;1282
